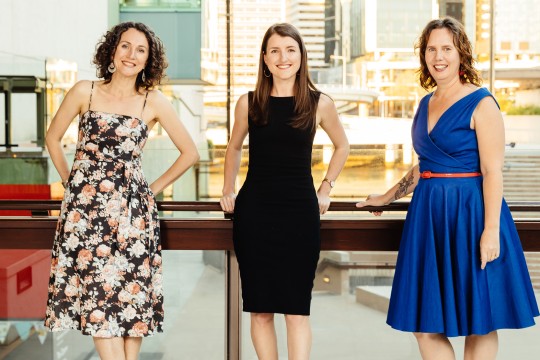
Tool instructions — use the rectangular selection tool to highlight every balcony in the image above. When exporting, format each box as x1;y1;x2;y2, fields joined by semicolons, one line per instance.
0;200;539;359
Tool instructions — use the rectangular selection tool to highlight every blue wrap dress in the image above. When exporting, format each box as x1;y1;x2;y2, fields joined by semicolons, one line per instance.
387;87;539;336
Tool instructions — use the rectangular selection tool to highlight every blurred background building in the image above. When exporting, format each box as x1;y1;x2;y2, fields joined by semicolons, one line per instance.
1;0;539;359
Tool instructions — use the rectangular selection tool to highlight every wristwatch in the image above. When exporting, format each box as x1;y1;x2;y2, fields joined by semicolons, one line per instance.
322;178;335;188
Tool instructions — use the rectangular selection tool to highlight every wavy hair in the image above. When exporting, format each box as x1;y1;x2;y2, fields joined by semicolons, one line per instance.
250;23;320;132
415;17;481;90
93;22;168;92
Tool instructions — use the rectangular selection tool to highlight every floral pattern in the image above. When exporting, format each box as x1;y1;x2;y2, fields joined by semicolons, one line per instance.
45;110;163;338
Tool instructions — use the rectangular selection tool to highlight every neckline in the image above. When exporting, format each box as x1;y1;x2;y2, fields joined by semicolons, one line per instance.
270;95;294;99
82;110;149;131
426;87;483;136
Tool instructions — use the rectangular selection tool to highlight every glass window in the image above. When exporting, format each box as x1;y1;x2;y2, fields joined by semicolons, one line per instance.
1;1;539;359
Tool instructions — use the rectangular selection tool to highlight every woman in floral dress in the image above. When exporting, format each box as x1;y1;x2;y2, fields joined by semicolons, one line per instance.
44;22;199;360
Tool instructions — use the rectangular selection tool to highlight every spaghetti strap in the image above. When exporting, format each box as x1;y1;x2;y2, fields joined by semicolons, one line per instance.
141;91;149;118
88;81;94;111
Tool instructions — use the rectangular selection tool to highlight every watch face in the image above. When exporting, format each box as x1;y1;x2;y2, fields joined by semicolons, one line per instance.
330;180;335;188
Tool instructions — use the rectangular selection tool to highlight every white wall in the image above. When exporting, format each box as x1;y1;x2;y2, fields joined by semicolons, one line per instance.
515;89;540;107
0;0;204;200
0;0;112;79
0;0;113;149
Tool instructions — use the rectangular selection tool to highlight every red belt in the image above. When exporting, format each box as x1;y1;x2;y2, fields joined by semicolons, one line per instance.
420;171;482;179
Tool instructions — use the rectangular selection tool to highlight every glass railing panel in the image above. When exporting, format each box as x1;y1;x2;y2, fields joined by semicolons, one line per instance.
0;248;225;359
501;146;540;218
138;250;225;360
138;143;540;218
149;145;414;203
239;248;540;359
42;130;540;212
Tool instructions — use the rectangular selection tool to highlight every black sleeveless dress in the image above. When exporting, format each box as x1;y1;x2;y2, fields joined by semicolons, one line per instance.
233;93;321;315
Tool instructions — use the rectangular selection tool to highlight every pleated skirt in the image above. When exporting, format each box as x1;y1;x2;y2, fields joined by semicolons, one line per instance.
387;176;539;336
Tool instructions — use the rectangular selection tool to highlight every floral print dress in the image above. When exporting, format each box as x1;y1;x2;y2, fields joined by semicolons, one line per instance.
45;83;163;337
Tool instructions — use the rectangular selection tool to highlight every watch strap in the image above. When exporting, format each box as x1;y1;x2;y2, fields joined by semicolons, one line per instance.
322;178;335;188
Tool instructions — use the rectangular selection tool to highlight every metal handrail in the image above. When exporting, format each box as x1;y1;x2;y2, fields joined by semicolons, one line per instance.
1;199;539;360
1;199;539;212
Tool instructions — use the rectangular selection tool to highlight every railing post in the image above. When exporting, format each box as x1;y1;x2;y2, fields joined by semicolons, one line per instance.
225;250;241;360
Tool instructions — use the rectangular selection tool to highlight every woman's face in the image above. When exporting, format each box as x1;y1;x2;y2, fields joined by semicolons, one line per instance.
425;28;461;85
112;28;149;78
263;34;302;81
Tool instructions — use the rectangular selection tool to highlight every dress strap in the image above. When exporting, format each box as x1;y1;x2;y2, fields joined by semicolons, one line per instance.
88;81;94;111
141;91;149;118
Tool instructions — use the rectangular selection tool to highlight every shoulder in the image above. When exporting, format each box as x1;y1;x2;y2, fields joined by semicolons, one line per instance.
316;93;339;125
473;87;499;111
69;80;94;97
477;87;498;103
145;88;164;99
476;94;500;114
236;93;250;109
145;88;169;107
63;80;95;111
472;88;502;126
142;89;173;122
419;92;433;105
317;92;336;113
413;93;432;112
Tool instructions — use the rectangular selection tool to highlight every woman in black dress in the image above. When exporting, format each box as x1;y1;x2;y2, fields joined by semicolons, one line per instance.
220;23;349;359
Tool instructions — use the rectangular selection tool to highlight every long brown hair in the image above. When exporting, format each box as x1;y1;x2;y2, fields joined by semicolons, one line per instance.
93;22;168;92
250;23;320;131
415;17;481;90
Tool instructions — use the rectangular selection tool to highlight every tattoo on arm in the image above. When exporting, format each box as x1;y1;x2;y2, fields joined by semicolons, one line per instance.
394;171;415;200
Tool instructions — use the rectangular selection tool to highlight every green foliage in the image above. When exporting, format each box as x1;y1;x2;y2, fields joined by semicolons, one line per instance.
506;105;540;115
496;98;513;113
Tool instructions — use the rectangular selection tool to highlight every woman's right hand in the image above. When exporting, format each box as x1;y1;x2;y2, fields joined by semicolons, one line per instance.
355;194;388;216
220;193;237;213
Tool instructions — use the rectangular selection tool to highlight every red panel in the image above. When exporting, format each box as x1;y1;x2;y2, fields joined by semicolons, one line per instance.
0;184;51;216
0;249;50;319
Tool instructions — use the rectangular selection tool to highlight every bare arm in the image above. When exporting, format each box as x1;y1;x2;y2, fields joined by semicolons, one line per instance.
356;164;420;211
220;94;249;212
392;165;420;201
45;80;90;184
146;90;200;195
474;96;504;269
316;94;350;214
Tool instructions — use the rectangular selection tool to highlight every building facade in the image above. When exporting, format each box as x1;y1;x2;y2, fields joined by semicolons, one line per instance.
286;0;328;71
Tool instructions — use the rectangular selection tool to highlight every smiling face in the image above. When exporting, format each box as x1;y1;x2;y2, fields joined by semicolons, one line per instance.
425;28;461;86
112;28;149;78
263;34;302;81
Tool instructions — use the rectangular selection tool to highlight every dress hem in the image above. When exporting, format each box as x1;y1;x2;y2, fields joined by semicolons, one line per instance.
387;318;538;337
44;325;163;338
243;307;310;316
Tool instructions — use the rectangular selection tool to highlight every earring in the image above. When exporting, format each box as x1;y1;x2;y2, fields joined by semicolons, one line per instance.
141;69;146;82
107;62;116;73
263;67;271;78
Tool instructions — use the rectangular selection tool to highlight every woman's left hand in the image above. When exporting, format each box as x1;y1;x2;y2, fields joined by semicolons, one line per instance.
479;228;500;270
317;191;331;215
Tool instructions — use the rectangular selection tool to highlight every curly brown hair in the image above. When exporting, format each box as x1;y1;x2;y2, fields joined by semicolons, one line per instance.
415;17;481;90
93;22;168;92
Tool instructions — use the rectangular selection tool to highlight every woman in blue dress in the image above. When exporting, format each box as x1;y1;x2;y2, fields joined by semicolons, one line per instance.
357;17;538;359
